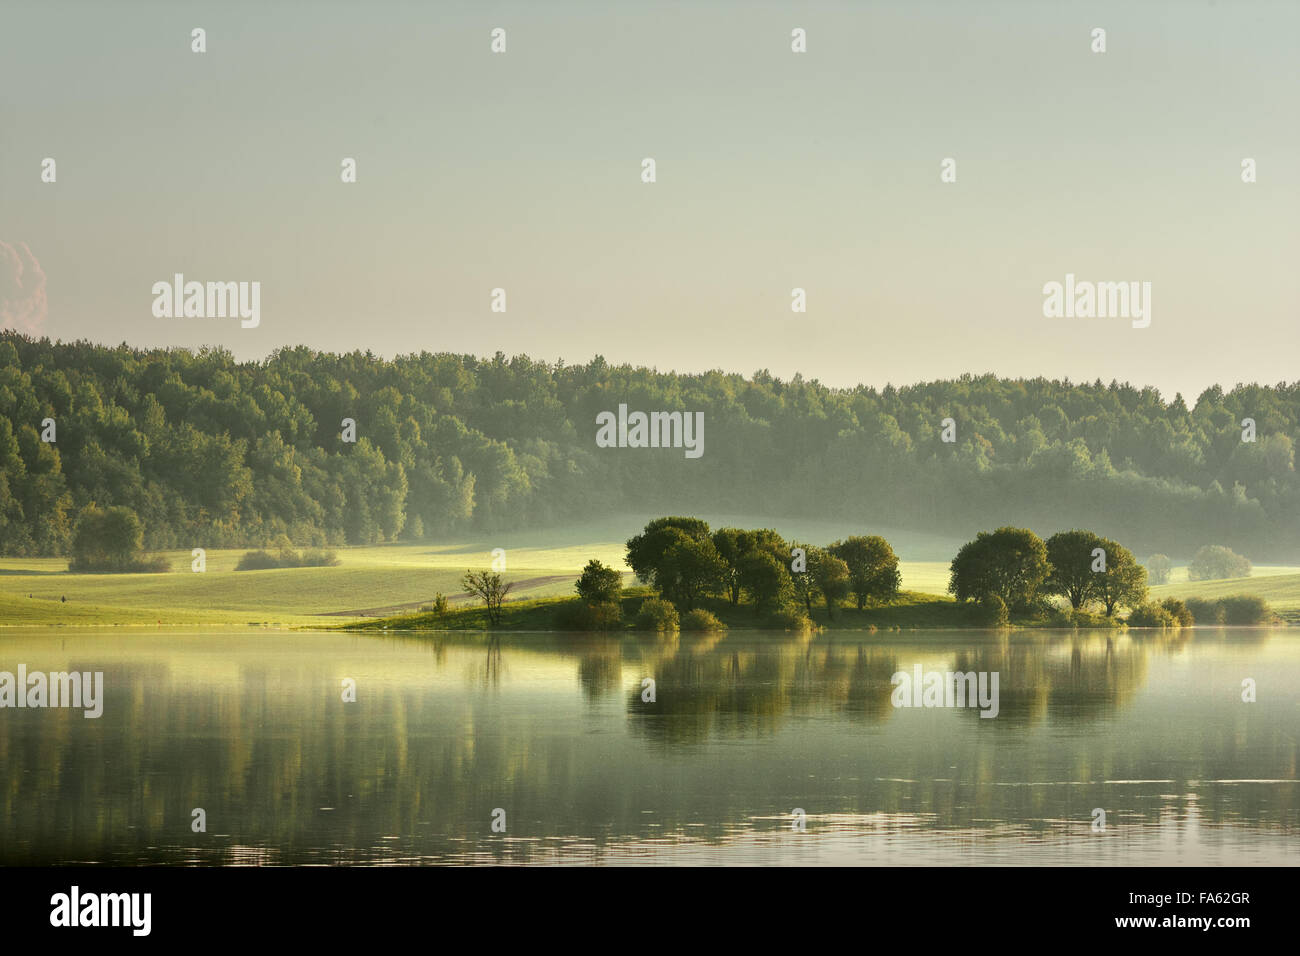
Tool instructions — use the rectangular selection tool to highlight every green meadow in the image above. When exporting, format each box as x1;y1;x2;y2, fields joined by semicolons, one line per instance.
0;515;956;627
1;514;1295;628
0;546;574;627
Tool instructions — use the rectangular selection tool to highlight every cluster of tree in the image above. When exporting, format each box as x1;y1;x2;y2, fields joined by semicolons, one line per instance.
1188;545;1252;581
3;333;1297;558
625;517;901;621
1145;545;1252;585
948;527;1148;617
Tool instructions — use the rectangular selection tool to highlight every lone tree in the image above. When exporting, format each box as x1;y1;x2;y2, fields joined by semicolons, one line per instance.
1045;529;1105;609
1145;554;1172;586
69;504;146;572
829;535;901;609
576;559;622;606
948;527;1049;610
1188;545;1251;581
462;570;514;625
1091;539;1148;616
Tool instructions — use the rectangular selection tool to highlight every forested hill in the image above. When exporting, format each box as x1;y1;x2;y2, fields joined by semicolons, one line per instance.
1;332;1297;560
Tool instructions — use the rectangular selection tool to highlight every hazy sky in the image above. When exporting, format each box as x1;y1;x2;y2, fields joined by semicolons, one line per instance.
2;0;1296;400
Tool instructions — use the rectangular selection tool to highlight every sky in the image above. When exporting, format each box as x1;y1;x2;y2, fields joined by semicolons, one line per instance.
1;0;1297;400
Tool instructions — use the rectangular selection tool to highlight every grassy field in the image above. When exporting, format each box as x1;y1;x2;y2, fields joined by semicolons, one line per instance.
0;514;959;627
1;512;1296;627
1152;572;1300;625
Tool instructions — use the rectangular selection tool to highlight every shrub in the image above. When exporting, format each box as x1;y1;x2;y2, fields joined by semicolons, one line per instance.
1185;597;1225;624
1128;602;1175;627
420;593;450;616
235;547;340;571
1070;608;1118;628
971;594;1010;626
1219;595;1271;625
1159;598;1194;627
235;550;279;571
557;600;623;631
69;553;169;573
680;608;727;632
300;548;340;567
635;597;679;632
765;605;813;632
1041;605;1074;627
585;602;623;630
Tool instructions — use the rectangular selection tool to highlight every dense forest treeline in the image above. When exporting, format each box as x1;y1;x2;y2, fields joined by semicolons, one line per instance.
1;332;1297;559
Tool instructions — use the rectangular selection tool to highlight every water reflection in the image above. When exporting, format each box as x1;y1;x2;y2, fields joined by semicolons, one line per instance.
0;627;1296;865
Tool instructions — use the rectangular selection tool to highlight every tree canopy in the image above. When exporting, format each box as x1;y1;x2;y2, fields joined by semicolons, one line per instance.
2;334;1296;560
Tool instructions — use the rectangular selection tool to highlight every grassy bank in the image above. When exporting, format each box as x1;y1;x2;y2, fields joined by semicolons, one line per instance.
345;588;994;633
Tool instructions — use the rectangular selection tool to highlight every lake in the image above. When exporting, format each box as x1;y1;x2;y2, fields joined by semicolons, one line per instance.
1;627;1296;865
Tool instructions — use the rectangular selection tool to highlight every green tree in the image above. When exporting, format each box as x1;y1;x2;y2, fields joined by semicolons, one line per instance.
829;535;901;609
1045;529;1105;609
712;527;788;605
737;549;793;613
576;558;622;605
1188;545;1251;581
948;527;1049;610
1145;553;1172;586
626;517;712;589
655;532;727;611
810;549;851;618
711;527;749;605
70;504;145;572
1091;538;1147;615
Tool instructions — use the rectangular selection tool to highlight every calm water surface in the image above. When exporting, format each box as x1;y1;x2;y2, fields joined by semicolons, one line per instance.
1;627;1296;865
